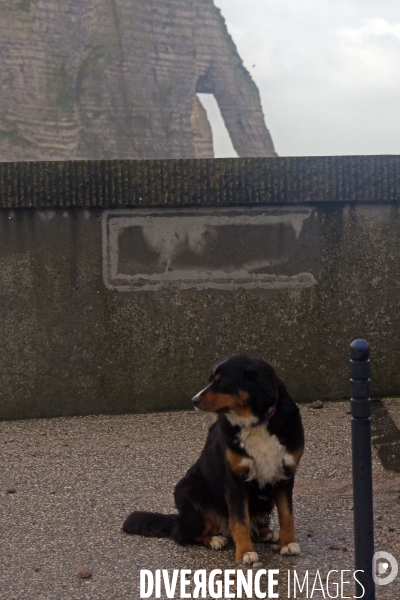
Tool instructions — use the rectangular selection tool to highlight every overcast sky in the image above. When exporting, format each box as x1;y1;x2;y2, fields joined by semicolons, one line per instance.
200;0;400;157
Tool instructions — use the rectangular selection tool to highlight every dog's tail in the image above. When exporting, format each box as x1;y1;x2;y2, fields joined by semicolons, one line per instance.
122;511;177;538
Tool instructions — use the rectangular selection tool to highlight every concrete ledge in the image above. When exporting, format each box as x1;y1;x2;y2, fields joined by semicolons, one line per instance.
1;155;400;208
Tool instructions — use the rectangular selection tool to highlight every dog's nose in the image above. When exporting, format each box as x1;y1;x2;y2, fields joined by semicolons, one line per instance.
192;395;202;409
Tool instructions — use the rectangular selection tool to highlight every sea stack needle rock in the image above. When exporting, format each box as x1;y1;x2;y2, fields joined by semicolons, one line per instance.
0;0;276;161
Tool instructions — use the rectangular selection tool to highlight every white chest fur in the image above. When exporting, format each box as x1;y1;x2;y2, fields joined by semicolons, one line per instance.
238;426;294;487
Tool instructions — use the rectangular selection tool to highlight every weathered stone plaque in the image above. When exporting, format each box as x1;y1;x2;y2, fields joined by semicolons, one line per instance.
102;207;320;291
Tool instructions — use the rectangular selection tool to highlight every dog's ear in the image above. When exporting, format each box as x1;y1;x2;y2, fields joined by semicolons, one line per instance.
244;362;278;400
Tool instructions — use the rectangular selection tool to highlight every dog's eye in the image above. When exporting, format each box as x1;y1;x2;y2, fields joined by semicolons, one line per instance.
216;377;229;387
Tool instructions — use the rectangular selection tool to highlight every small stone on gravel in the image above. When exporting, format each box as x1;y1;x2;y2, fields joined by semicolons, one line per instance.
6;488;16;494
329;544;340;550
252;562;264;568
310;401;324;409
77;566;92;579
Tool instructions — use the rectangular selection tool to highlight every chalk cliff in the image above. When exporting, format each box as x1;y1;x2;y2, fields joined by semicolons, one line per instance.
0;0;276;160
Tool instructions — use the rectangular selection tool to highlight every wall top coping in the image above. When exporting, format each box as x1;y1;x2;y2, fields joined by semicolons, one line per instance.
0;156;399;208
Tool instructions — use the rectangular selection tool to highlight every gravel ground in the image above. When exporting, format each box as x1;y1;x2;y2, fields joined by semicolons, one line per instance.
1;402;400;599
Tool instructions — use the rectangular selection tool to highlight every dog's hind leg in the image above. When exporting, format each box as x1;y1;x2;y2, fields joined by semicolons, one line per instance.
169;487;206;546
196;510;229;550
173;470;228;549
200;534;229;550
170;504;204;545
256;527;280;543
172;470;212;546
250;508;277;543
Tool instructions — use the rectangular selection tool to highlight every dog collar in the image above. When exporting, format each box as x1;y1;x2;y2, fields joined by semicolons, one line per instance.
251;404;277;428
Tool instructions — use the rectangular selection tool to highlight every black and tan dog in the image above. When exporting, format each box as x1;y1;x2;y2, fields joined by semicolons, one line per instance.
123;355;304;564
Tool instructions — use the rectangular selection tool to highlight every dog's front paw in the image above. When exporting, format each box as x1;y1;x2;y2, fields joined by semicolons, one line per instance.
242;551;259;565
209;535;228;550
280;542;300;556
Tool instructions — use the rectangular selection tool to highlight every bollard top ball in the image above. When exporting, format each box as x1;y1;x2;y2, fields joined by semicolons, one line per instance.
350;339;370;361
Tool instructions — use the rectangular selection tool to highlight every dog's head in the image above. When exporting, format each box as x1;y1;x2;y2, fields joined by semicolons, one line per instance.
191;355;280;426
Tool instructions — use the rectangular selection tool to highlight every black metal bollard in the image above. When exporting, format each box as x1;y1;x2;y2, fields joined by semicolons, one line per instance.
350;339;375;600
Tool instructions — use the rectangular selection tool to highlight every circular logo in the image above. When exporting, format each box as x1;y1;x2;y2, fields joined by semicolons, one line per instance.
373;551;398;586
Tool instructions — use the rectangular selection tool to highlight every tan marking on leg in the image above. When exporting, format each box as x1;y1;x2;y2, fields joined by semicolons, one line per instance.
196;509;228;550
229;501;254;562
197;534;212;547
201;510;226;536
230;521;255;561
274;487;296;550
226;450;251;475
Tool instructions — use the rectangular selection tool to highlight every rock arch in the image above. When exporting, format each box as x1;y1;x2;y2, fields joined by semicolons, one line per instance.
0;0;276;160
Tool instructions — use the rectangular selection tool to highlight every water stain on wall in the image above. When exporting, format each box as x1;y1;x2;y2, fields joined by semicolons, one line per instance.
102;207;320;291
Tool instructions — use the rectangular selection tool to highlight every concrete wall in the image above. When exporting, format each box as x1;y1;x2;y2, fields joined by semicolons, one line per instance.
1;195;400;419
